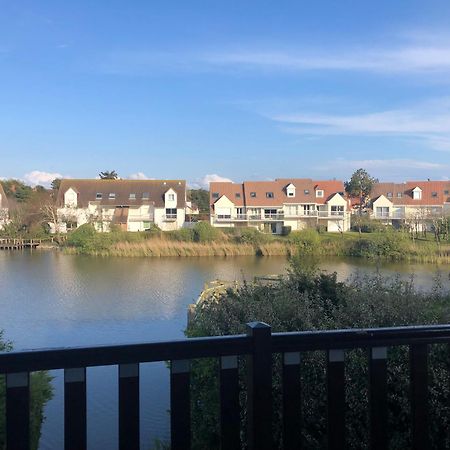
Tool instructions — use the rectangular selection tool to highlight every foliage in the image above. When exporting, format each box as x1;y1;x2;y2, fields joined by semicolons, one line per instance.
188;189;210;213
193;222;221;243
1;179;33;203
0;331;53;450
351;215;388;233
187;259;450;449
349;230;410;259
98;170;119;180
288;229;321;253
51;178;62;191
233;227;272;245
166;228;195;242
345;169;378;214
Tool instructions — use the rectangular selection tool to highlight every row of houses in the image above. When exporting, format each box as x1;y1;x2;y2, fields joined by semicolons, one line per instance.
1;178;450;234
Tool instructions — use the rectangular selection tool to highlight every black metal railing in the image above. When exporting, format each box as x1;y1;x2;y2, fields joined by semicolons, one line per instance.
1;322;450;450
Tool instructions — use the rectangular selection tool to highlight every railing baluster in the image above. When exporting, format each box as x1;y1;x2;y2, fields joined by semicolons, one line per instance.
119;363;140;450
170;359;190;450
64;368;86;450
369;347;387;450
6;372;30;450
282;352;301;450
327;349;345;450
246;322;272;450
410;344;428;449
220;355;240;450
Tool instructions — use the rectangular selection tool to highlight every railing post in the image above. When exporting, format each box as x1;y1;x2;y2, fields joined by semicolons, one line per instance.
327;349;345;450
246;321;272;450
369;347;387;450
119;363;140;450
6;372;30;450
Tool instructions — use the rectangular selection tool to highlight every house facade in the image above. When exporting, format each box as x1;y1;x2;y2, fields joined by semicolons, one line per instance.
370;181;450;227
56;179;186;232
0;184;9;228
210;179;351;233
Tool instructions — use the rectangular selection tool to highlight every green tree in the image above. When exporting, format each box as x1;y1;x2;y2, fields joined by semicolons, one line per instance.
0;179;33;203
99;170;119;180
345;168;378;216
51;178;62;191
188;189;209;213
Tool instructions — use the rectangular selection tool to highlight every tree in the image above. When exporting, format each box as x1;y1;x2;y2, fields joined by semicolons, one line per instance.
0;179;33;203
188;189;209;213
345;169;378;216
99;170;119;180
51;178;62;191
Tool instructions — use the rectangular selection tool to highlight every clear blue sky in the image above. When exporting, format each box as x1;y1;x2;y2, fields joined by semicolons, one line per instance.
1;0;450;187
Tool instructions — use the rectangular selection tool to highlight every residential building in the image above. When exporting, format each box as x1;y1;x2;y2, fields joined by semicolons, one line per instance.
370;181;450;226
210;179;351;233
56;179;186;232
0;184;9;228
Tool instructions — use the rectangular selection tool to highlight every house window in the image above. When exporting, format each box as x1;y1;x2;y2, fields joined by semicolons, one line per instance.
109;193;116;199
413;189;422;200
376;207;390;218
444;190;449;195
264;209;277;218
212;192;219;199
235;193;241;199
165;208;177;219
287;191;295;197
266;192;274;198
316;190;324;198
387;192;393;198
431;192;438;197
168;193;175;201
129;193;136;200
250;192;256;198
96;193;103;199
304;189;310;195
142;192;150;199
397;192;403;198
331;205;344;215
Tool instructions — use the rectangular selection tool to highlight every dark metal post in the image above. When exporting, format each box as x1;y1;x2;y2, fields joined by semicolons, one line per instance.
369;347;387;450
246;321;272;450
6;372;30;450
327;349;345;450
282;352;302;450
119;363;140;450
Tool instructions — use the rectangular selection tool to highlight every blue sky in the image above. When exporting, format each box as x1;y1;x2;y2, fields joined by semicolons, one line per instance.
1;0;450;187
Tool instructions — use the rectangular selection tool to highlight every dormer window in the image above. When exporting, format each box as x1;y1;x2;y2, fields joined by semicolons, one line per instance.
387;192;393;198
109;193;116;200
212;192;219;199
304;189;310;195
250;192;256;198
235;193;241;199
96;193;103;200
129;193;136;200
266;192;274;198
286;183;296;198
397;192;403;198
412;187;422;200
316;190;324;198
142;192;150;199
168;193;175;201
445;190;449;196
431;192;438;198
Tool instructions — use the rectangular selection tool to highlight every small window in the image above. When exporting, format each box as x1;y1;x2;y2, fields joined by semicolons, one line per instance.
316;190;324;198
444;190;449;195
96;193;102;199
109;193;116;199
266;192;274;198
235;193;241;198
287;191;294;197
129;193;136;200
387;192;393;198
431;192;438;197
168;193;175;201
142;192;150;199
250;192;256;198
397;192;403;198
304;189;310;195
212;192;219;199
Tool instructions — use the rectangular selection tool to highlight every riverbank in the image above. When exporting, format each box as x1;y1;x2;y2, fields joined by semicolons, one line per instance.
61;224;450;262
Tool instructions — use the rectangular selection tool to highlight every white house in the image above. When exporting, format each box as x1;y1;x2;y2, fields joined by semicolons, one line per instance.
210;179;351;233
0;184;9;229
56;179;187;232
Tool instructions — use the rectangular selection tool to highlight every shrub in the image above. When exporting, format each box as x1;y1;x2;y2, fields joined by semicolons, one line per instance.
234;227;272;245
281;226;291;236
66;223;96;247
167;228;195;242
288;229;321;253
193;222;220;243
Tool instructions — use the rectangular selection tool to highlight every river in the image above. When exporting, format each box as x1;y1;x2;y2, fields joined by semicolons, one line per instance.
0;251;448;449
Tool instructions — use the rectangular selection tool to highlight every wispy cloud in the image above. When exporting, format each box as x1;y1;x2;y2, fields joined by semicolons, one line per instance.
190;174;233;189
23;171;67;187
128;172;150;180
324;158;445;171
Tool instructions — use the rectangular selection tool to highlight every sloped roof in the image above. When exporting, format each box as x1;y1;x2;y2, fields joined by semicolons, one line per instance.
57;179;186;208
371;181;450;206
210;179;346;207
0;183;8;208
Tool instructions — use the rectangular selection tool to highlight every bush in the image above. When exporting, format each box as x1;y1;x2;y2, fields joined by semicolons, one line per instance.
167;228;195;242
233;227;272;245
66;223;97;247
350;230;410;259
288;229;321;253
281;226;291;236
193;222;220;243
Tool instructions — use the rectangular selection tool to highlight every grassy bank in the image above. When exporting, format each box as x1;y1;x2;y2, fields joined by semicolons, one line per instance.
62;223;450;262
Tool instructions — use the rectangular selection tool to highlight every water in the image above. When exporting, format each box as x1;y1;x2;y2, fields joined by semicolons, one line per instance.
0;251;448;449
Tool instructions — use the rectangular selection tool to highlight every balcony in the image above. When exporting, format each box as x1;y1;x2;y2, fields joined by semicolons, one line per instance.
0;322;447;450
163;214;178;222
263;213;284;221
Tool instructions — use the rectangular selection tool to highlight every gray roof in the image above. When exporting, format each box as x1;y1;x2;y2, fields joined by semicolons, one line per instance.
57;179;186;208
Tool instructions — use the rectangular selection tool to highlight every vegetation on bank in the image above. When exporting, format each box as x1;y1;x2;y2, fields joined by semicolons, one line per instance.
62;222;450;262
0;331;53;450
186;258;450;449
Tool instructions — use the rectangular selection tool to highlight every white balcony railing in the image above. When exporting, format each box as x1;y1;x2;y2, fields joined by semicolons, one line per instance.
163;214;178;222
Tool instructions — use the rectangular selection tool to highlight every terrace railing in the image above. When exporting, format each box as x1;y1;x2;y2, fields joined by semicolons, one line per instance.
0;322;449;449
